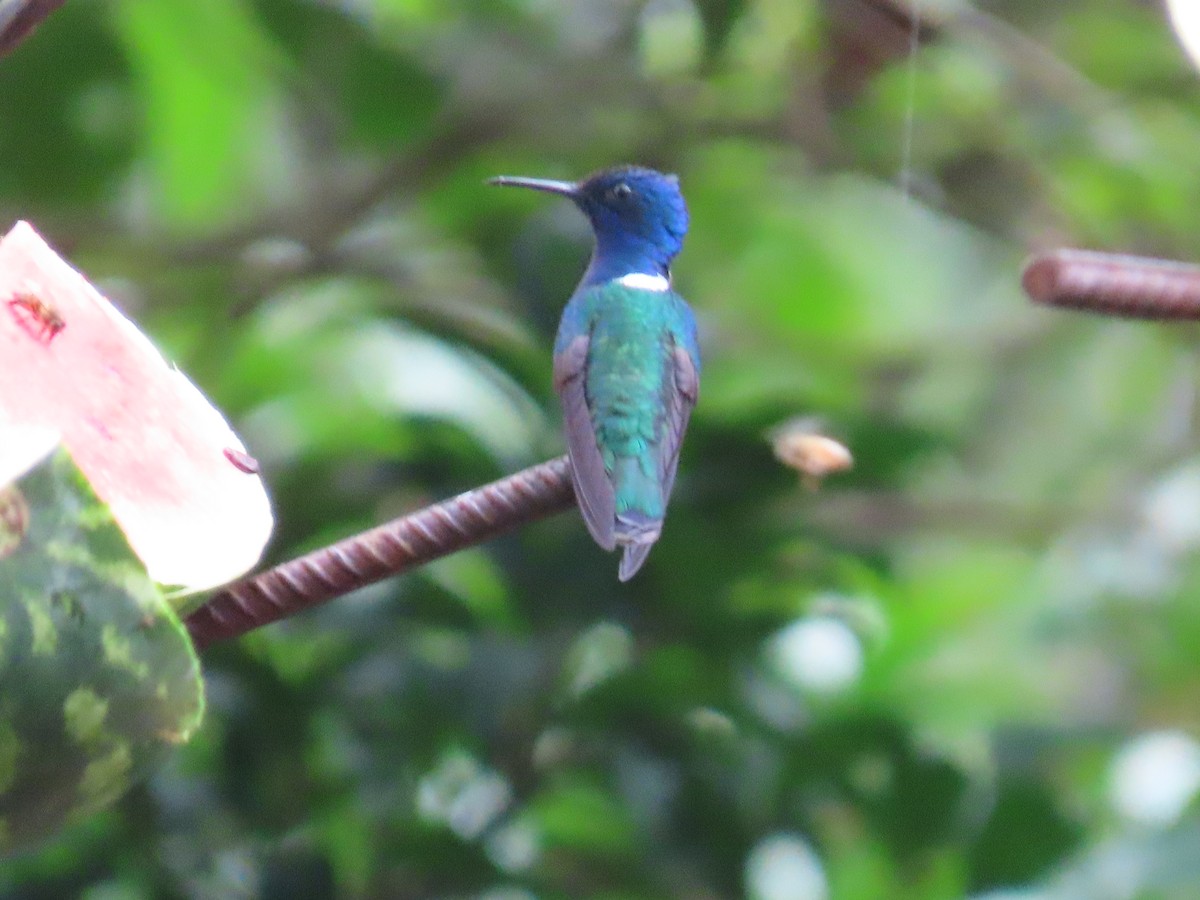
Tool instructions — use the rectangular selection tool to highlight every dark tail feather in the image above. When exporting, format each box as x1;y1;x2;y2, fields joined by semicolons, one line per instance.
616;512;661;582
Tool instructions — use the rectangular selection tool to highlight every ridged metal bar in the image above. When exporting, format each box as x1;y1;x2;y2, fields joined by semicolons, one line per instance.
185;455;575;651
0;0;68;58
1023;249;1200;320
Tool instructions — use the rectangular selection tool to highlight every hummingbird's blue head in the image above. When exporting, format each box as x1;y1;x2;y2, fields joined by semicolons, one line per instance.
490;165;688;284
572;166;688;263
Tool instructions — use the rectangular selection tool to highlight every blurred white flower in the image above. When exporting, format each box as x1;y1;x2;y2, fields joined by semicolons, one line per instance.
1141;462;1200;553
485;818;540;873
767;617;863;695
1109;730;1200;826
417;750;513;839
745;833;828;900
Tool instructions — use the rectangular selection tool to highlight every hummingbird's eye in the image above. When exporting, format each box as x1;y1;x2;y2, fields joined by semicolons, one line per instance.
609;183;633;202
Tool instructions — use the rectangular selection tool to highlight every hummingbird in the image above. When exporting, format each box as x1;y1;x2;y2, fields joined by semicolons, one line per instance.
490;165;700;581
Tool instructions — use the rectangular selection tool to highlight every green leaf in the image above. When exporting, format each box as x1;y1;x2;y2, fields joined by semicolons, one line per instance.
532;777;637;859
111;0;280;227
0;447;204;857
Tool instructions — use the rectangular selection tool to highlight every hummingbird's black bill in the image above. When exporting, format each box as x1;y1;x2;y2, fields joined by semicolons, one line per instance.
487;175;578;197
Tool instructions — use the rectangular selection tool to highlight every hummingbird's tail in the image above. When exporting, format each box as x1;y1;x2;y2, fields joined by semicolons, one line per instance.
615;510;661;582
610;455;666;581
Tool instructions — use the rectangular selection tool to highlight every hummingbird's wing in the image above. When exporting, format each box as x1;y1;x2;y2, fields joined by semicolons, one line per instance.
658;340;700;503
554;333;616;551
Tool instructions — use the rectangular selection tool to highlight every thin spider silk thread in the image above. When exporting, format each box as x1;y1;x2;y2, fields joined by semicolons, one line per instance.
899;0;921;198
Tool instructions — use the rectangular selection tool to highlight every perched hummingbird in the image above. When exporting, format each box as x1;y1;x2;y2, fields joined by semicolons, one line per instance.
490;165;700;581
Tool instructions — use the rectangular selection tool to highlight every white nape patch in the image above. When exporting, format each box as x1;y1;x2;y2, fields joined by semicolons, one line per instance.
616;272;670;292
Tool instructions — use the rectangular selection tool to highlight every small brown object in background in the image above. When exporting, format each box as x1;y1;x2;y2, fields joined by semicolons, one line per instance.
223;447;260;474
7;291;65;343
770;419;854;491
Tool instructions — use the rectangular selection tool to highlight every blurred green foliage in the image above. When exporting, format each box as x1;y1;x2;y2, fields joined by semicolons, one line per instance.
4;0;1200;897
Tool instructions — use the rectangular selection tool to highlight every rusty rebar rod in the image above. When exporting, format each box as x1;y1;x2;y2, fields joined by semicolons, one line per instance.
1023;249;1200;320
184;455;575;651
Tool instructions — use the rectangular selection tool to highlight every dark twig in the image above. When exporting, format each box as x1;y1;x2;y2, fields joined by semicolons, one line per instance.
184;456;575;651
1023;249;1200;320
0;0;66;59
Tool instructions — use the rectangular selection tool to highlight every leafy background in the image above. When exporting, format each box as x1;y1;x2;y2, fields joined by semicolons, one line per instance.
4;0;1200;897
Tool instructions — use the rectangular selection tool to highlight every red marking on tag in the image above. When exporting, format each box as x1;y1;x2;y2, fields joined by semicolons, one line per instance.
7;291;65;343
223;447;260;474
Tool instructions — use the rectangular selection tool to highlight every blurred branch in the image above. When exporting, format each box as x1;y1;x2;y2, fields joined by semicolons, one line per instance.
827;0;1113;108
805;490;1084;545
952;5;1112;108
184;455;575;651
825;0;941;106
318;248;542;358
167;113;513;269
1023;249;1200;319
0;0;65;59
